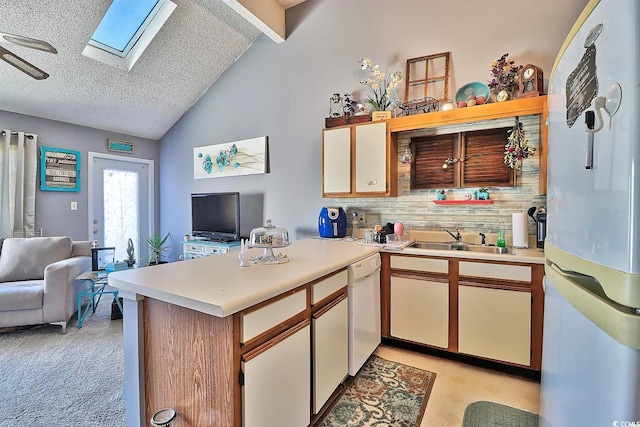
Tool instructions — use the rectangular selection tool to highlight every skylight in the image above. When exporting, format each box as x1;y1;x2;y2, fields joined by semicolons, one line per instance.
82;0;176;71
91;0;160;53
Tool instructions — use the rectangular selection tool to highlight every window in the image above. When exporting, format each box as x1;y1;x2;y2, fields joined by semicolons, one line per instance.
405;52;451;102
410;128;514;189
82;0;176;71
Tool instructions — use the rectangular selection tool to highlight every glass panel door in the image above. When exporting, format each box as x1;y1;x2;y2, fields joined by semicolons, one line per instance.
90;154;152;266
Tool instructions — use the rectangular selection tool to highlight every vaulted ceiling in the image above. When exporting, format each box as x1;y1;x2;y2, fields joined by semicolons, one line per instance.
0;0;305;140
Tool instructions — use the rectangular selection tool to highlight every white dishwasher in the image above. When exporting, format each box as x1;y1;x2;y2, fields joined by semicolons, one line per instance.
348;253;381;376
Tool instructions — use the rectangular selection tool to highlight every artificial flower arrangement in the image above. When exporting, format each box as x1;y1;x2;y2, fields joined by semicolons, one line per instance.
488;53;522;94
358;58;403;111
504;117;535;169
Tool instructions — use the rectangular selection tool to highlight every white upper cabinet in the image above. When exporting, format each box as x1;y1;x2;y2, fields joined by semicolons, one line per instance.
322;126;351;194
355;121;388;193
322;121;397;197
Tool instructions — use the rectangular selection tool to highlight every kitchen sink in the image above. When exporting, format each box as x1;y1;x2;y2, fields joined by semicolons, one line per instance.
409;241;457;250
408;241;515;255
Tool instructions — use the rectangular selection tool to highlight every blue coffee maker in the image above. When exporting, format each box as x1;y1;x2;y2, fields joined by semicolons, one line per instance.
318;207;347;238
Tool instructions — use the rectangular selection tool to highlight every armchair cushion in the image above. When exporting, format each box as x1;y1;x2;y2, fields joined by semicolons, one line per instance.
0;237;72;283
0;280;44;311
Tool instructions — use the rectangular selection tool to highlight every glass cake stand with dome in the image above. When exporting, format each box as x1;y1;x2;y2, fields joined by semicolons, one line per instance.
248;220;290;264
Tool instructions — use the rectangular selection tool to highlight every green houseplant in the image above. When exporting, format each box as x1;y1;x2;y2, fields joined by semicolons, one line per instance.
146;232;171;265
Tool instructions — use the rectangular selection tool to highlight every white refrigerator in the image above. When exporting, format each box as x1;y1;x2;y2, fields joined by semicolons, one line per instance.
541;0;640;425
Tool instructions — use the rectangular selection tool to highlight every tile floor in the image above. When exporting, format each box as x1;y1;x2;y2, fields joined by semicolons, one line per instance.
375;346;541;426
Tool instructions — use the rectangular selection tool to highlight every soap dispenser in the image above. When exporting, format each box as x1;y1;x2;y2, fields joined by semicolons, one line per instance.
497;230;506;248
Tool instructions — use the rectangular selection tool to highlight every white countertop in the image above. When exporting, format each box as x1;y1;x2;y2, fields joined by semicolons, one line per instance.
108;237;544;319
108;238;379;318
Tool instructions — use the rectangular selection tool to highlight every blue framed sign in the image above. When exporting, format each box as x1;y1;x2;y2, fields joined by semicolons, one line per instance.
107;138;134;153
40;146;81;192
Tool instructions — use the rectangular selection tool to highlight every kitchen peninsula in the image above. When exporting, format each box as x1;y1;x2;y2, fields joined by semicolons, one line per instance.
109;238;378;427
109;238;543;427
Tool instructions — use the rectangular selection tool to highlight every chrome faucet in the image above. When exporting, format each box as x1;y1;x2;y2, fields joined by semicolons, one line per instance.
443;227;462;242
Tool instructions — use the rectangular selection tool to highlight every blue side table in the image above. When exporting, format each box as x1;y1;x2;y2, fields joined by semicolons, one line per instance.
76;270;123;329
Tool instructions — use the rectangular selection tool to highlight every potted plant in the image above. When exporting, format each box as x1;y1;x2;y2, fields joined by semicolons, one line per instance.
146;232;171;266
125;238;136;268
436;189;447;200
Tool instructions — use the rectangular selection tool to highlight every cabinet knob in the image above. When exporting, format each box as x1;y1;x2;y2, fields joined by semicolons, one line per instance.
150;408;176;426
367;179;378;186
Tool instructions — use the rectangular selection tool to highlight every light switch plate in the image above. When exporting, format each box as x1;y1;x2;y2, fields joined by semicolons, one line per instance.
71;202;77;211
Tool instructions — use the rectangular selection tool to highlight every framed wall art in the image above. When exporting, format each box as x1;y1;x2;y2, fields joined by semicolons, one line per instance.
193;136;268;180
40;146;81;191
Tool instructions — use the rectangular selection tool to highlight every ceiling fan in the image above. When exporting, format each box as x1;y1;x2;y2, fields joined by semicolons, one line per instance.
0;32;57;80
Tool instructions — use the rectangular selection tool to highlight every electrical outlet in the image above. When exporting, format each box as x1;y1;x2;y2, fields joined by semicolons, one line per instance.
352;211;365;226
71;201;77;211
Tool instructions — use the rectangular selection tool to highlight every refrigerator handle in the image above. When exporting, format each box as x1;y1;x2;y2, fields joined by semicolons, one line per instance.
585;111;595;169
546;262;640;350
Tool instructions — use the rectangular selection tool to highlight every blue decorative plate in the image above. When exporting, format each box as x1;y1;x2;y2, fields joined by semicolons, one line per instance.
455;82;491;103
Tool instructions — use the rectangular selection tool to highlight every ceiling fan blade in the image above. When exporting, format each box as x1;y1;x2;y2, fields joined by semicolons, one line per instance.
0;46;49;80
0;32;57;54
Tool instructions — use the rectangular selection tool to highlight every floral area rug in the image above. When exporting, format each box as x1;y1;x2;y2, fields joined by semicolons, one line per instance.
319;355;436;427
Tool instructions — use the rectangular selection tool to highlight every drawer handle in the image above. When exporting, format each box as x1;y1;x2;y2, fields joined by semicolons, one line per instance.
367;179;377;186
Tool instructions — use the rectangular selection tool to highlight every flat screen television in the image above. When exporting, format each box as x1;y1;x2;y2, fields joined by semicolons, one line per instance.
191;192;240;241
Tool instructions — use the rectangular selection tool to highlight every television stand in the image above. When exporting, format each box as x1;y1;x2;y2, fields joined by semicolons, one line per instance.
182;239;241;260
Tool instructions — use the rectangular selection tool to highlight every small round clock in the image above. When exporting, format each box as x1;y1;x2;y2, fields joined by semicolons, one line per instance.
518;64;544;98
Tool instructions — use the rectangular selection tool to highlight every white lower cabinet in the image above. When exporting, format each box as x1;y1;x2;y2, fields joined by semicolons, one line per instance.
242;322;310;427
458;285;531;366
390;276;449;348
313;295;348;413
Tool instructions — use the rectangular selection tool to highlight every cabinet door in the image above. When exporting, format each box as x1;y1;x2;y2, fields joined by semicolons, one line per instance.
458;285;531;366
323;127;352;194
355;122;387;193
390;276;449;348
242;322;310;427
313;295;348;414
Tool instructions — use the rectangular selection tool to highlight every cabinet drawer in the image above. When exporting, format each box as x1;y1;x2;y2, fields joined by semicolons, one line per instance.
184;244;204;253
390;256;448;274
459;261;531;282
204;246;228;255
312;270;347;304
242;289;307;344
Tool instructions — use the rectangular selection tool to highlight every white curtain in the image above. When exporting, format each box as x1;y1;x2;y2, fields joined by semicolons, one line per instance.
0;130;37;238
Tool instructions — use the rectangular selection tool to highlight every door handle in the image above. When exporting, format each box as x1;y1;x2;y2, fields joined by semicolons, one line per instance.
150;408;176;426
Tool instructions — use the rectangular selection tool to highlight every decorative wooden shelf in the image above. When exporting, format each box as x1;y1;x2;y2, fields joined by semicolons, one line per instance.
433;199;493;205
387;96;546;133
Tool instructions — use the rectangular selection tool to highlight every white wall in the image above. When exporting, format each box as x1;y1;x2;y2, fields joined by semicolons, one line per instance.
159;0;589;260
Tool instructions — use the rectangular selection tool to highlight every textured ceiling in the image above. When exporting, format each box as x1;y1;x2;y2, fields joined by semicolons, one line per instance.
0;0;304;140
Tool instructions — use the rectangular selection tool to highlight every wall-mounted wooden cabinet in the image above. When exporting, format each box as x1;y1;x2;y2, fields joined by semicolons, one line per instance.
389;96;548;194
322;121;398;197
410;127;514;189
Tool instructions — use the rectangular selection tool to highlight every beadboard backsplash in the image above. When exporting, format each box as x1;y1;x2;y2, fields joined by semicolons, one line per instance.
332;114;547;238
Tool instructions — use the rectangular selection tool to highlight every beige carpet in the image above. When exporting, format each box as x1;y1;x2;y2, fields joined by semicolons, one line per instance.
0;300;124;427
